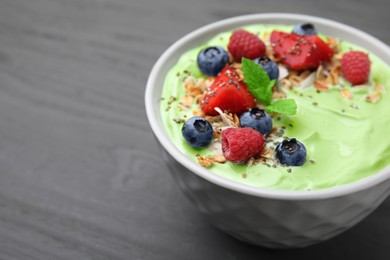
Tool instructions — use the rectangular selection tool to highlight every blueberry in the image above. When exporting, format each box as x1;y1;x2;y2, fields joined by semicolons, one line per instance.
253;56;279;81
275;138;307;166
197;46;229;76
292;23;317;35
239;108;273;135
181;117;213;148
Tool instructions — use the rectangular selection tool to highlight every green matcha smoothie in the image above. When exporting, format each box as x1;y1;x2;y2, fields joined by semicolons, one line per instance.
160;24;390;191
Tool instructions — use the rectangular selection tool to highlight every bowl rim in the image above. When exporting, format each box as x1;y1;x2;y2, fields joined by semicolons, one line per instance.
145;13;390;200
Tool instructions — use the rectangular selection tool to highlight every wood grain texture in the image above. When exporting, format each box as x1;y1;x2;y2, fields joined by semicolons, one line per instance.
0;0;389;259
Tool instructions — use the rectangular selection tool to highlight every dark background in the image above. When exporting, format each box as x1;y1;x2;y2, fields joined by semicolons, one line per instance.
0;0;389;259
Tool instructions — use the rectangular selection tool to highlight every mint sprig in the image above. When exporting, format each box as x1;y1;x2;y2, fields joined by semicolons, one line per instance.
242;58;275;106
266;99;297;115
241;58;297;115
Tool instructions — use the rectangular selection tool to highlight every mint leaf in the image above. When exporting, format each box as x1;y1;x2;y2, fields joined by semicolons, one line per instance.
242;58;298;115
242;58;273;106
266;99;297;115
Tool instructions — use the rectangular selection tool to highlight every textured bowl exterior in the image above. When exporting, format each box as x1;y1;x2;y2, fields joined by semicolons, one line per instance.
162;147;390;248
146;14;390;248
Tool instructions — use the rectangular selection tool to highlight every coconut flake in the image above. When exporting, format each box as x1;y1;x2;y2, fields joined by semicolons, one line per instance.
278;64;289;80
214;107;234;126
299;72;316;89
210;141;223;155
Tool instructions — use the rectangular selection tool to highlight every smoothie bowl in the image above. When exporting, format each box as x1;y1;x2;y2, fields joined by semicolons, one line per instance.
145;13;390;248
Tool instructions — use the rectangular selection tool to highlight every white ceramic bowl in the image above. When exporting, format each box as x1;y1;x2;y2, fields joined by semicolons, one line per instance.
145;13;390;248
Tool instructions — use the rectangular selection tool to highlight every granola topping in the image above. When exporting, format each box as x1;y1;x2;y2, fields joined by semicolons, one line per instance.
160;23;390;191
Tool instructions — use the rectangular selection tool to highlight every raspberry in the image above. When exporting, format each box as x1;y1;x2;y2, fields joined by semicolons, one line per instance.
221;128;265;163
341;51;370;85
227;29;266;62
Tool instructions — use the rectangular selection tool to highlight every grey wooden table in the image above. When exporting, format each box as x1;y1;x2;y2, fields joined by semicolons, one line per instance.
0;0;389;259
